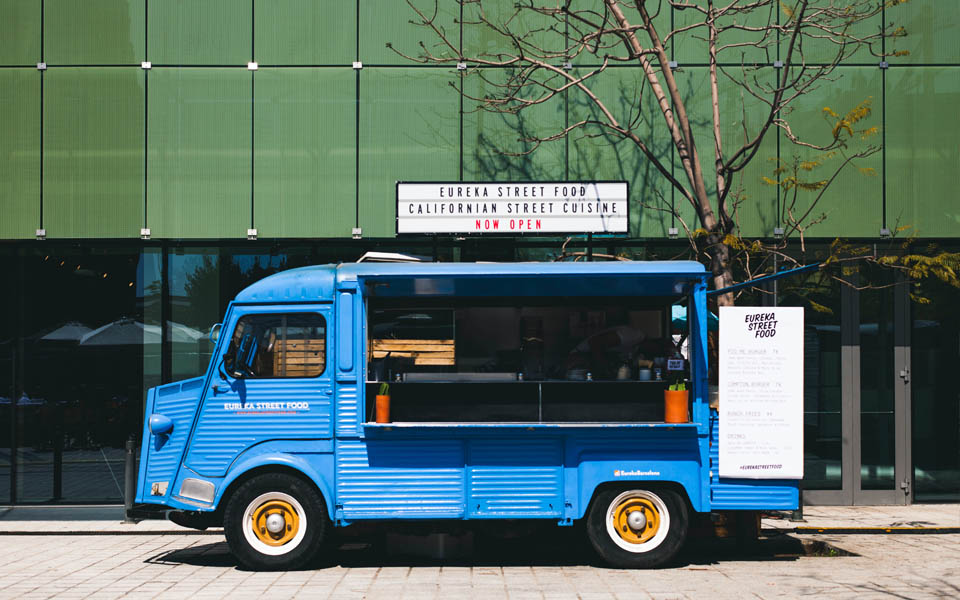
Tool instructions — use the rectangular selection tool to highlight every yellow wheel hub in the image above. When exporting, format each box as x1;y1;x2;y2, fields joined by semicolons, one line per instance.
250;499;300;547
612;496;661;545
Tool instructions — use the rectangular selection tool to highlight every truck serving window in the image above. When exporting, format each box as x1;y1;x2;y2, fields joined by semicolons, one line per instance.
226;313;326;378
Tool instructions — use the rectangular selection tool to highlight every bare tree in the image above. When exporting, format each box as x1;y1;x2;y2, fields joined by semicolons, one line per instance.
392;0;917;304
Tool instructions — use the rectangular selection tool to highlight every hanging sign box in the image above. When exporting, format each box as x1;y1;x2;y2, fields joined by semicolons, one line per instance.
719;306;804;480
396;181;628;234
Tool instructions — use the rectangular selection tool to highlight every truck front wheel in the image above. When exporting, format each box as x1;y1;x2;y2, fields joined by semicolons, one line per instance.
224;472;327;570
586;487;688;568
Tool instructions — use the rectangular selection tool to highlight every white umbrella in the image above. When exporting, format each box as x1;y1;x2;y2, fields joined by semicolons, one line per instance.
38;322;93;342
79;319;205;346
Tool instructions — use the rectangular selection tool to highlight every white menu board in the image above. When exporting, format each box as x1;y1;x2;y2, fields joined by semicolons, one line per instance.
719;307;804;479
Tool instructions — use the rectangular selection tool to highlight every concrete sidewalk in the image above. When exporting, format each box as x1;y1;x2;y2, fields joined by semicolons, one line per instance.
1;503;958;534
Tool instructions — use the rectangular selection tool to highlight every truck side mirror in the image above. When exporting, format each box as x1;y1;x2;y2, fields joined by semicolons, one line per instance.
209;323;222;344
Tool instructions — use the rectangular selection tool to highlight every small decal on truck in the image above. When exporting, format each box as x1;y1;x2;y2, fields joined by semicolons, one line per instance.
614;469;660;477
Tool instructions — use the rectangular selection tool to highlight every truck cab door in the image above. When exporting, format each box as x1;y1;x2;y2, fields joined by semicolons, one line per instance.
184;305;334;478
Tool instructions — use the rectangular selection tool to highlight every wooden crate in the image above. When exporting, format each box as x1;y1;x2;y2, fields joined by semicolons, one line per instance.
370;339;455;366
273;338;326;377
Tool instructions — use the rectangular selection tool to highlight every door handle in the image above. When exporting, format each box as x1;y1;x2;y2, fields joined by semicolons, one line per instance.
898;369;910;383
212;384;228;395
324;389;333;396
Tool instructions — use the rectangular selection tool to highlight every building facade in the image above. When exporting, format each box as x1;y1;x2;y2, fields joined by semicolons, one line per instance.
0;1;958;505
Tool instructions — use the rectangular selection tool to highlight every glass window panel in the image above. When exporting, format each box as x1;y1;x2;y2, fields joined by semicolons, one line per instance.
675;1;777;65
365;0;458;65
911;263;960;502
461;0;566;61
567;67;672;238
675;67;778;240
359;68;459;238
254;68;355;237
0;69;39;239
20;246;143;502
45;0;145;65
255;0;354;65
0;249;14;503
888;0;960;65
168;248;221;381
779;267;842;490
148;68;250;239
886;67;960;238
148;0;251;65
462;68;565;182
777;67;882;238
0;0;40;65
44;68;144;238
859;264;896;490
779;2;881;65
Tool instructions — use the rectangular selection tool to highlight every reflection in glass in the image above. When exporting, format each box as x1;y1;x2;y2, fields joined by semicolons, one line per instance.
859;265;896;490
780;269;842;490
20;247;144;502
912;268;960;501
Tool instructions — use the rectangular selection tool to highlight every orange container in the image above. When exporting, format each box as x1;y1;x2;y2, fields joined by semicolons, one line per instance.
375;394;391;423
664;389;689;423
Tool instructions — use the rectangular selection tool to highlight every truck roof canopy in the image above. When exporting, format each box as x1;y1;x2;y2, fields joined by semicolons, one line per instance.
234;261;707;303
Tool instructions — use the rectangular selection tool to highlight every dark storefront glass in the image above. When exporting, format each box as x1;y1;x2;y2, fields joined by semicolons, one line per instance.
0;248;15;503
911;272;960;501
859;265;897;490
18;247;145;502
167;246;316;381
780;269;843;490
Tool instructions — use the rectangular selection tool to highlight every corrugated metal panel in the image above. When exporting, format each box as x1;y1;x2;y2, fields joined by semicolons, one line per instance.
337;439;465;518
709;415;799;510
468;440;562;517
185;378;333;477
144;378;204;490
335;384;359;437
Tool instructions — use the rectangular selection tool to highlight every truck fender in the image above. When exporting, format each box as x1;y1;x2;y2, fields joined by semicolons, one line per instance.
216;441;336;522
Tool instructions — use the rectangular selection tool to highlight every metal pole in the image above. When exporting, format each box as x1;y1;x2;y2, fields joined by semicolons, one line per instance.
123;435;136;523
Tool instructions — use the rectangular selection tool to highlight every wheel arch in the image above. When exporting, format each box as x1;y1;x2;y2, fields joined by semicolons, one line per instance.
584;480;693;520
217;454;335;523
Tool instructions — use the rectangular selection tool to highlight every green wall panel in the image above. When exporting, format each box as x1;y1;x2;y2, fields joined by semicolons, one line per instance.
0;69;39;239
148;0;251;65
359;68;459;238
886;67;960;237
461;0;566;61
0;0;40;65
254;68;355;238
44;68;144;238
462;68;565;182
890;0;960;65
365;0;458;65
255;0;355;65
567;67;674;238
148;68;250;238
46;0;145;65
776;67;882;238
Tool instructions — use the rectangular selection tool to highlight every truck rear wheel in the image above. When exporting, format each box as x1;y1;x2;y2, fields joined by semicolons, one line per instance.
586;487;688;568
224;472;327;570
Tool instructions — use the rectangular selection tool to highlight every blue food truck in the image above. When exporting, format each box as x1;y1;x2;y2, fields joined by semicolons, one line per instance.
134;260;798;570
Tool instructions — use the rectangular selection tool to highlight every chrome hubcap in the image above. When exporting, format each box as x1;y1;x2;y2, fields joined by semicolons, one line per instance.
627;510;647;531
265;513;285;534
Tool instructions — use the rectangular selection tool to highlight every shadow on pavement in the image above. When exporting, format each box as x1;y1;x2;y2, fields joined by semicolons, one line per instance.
145;529;841;571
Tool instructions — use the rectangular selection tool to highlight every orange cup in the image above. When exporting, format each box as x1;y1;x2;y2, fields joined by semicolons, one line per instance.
375;394;391;423
664;389;689;423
